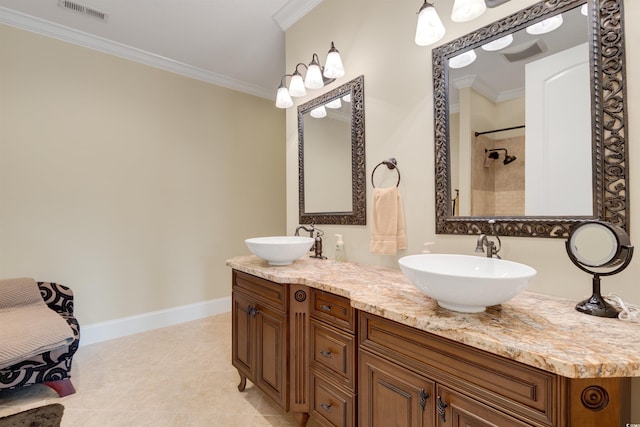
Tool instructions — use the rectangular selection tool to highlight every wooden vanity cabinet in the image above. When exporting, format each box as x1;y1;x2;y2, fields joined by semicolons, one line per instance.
358;312;630;427
231;270;312;425
309;289;358;427
232;271;289;408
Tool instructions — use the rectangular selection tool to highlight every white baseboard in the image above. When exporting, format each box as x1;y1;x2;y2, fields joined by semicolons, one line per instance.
80;296;231;346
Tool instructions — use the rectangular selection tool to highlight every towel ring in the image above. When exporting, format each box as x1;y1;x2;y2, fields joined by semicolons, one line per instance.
371;158;401;188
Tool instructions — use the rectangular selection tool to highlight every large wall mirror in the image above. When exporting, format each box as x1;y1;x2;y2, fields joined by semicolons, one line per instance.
298;75;366;225
433;0;628;237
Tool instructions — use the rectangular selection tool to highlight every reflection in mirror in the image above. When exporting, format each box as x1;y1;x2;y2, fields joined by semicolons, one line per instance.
449;5;590;217
434;0;629;237
298;75;366;225
303;99;352;213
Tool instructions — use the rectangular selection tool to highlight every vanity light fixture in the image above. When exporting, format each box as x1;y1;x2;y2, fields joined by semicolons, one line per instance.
580;4;588;16
448;49;477;68
415;0;446;46
451;0;486;22
325;98;342;109
310;105;327;118
275;42;346;109
481;33;513;51
526;14;563;35
275;75;294;109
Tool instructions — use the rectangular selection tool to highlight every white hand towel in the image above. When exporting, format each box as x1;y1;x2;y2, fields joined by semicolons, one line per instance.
370;187;407;255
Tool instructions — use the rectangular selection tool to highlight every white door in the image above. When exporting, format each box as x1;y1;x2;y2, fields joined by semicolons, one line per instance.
525;43;591;216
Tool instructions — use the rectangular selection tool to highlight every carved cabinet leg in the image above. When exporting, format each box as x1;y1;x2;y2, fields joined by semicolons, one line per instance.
237;371;247;392
293;411;309;427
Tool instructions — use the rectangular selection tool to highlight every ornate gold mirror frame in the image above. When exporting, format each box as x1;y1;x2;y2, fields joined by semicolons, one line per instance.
433;0;628;237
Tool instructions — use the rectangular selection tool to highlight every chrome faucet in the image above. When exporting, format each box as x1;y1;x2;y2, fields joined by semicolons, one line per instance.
295;224;326;259
475;220;502;259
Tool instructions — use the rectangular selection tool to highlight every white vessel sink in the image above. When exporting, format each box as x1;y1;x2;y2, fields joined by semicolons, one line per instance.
245;236;314;266
398;254;537;313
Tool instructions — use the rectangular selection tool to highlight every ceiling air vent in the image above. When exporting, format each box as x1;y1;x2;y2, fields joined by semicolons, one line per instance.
58;0;108;22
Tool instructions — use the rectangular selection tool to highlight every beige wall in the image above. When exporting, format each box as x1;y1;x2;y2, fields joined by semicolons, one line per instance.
0;25;286;325
286;0;640;414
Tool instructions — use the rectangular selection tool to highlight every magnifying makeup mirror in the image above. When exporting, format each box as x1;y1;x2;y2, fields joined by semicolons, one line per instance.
566;221;633;317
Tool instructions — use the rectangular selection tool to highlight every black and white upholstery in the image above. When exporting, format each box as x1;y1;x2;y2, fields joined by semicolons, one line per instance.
0;282;80;397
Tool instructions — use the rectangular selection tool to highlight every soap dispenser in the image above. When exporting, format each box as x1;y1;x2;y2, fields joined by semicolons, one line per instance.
334;234;345;262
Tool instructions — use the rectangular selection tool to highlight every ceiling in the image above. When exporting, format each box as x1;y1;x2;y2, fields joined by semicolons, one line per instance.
0;0;322;100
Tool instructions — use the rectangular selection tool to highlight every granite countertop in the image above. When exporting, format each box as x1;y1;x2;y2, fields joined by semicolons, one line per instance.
227;255;640;379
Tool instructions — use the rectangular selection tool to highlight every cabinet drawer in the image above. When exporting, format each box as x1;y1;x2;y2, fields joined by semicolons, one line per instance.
311;320;356;391
233;270;287;311
360;312;557;426
311;373;355;427
311;289;355;332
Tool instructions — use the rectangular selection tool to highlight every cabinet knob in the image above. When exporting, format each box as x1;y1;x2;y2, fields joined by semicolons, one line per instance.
319;350;332;359
320;402;333;413
437;395;448;422
320;304;332;312
246;305;253;315
250;307;260;318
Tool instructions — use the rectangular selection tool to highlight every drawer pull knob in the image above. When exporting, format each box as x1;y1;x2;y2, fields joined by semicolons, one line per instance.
320;402;332;413
437;395;448;422
319;350;332;359
419;388;429;412
320;304;333;312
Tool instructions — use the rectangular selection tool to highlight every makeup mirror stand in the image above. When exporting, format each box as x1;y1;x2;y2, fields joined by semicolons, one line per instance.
565;221;634;317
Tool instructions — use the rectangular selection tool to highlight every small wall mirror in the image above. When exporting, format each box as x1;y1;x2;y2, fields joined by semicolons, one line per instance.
566;221;633;317
433;0;629;237
298;75;366;225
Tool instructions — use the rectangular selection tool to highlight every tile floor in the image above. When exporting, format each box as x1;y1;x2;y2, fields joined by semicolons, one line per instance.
0;313;323;426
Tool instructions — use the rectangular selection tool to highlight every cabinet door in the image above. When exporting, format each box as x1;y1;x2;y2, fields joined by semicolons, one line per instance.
435;386;530;427
359;351;434;427
232;291;255;379
256;302;288;410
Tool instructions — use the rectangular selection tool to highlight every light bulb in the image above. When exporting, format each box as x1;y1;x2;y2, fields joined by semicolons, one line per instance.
326;98;342;109
275;86;293;108
481;34;513;51
310;106;327;118
448;49;477;69
323;42;345;79
305;64;324;89
289;73;306;97
526;14;563;35
415;2;445;46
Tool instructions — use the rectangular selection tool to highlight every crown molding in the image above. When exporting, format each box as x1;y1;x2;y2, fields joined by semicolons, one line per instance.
0;7;273;99
273;0;323;31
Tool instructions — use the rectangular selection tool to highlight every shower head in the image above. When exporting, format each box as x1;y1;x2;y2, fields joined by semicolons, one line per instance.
485;148;517;165
503;154;517;165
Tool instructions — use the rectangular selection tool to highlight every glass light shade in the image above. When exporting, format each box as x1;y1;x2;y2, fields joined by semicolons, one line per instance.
325;98;342;109
304;64;324;89
451;0;486;23
342;93;352;103
581;4;588;16
415;3;446;46
526;14;563;35
275;86;293;108
323;51;345;79
289;73;306;97
481;34;514;51
310;106;327;118
448;49;477;69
